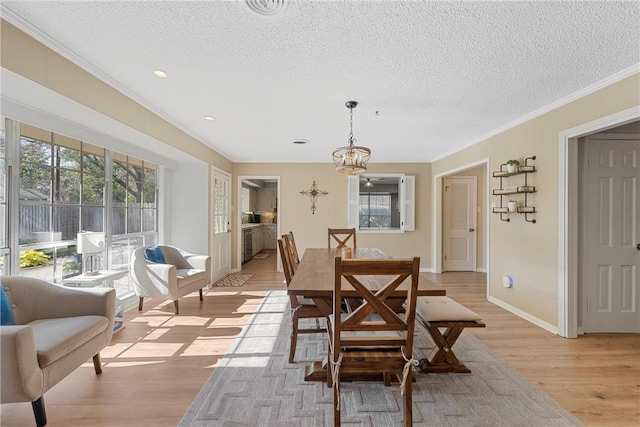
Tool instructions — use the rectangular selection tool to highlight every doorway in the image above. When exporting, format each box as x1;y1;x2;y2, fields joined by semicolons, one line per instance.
579;129;640;333
433;160;489;278
443;176;477;271
237;175;280;272
559;107;639;337
211;167;232;283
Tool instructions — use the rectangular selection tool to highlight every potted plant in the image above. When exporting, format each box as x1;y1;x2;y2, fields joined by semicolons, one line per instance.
507;199;518;212
506;159;520;173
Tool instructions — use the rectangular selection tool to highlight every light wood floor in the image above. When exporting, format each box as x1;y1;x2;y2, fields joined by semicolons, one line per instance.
1;250;638;426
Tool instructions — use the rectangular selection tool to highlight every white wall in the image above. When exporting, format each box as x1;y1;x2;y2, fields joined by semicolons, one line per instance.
164;162;209;254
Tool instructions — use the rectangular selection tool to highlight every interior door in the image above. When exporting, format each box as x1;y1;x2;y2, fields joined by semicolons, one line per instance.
583;135;640;333
211;168;231;283
443;176;476;271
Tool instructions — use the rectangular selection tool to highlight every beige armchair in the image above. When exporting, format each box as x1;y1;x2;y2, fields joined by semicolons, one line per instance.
0;276;115;427
130;244;211;314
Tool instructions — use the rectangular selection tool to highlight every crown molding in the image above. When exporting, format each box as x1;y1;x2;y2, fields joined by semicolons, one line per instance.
432;63;640;162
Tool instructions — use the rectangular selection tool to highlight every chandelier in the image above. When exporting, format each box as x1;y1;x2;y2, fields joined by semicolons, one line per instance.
332;101;371;175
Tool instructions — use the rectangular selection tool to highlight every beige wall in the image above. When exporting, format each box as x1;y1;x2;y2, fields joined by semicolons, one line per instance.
432;73;640;328
233;163;431;270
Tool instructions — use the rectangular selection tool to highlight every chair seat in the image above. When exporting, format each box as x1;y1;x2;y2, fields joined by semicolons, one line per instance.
416;296;482;322
176;268;207;288
28;315;109;368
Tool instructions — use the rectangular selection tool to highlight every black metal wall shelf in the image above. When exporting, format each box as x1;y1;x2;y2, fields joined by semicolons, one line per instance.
492;155;537;223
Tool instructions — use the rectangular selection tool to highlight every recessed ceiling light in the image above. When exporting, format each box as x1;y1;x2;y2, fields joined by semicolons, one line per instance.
204;116;215;121
293;139;309;145
153;70;167;78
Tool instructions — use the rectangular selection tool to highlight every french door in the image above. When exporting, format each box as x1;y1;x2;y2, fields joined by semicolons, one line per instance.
211;168;231;282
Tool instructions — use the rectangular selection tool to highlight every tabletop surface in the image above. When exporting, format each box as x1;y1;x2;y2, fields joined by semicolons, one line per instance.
287;248;446;297
62;269;127;283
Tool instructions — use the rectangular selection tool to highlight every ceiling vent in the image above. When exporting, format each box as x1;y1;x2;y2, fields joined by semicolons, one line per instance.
245;0;287;16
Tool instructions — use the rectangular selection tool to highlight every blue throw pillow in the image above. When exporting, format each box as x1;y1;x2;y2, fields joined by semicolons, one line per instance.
1;286;15;326
144;245;166;264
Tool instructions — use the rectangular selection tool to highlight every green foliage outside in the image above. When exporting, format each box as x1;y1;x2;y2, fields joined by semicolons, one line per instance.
19;250;50;268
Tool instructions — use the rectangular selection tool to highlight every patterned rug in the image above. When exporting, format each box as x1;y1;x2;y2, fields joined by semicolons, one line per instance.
212;273;253;287
252;252;270;259
180;291;582;426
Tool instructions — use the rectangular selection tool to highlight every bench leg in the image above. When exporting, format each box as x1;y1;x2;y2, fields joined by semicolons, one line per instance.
419;326;471;373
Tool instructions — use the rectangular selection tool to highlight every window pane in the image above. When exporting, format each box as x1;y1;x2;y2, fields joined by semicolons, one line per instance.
53;206;79;241
113;160;128;203
54;169;81;203
0;159;5;203
112;207;126;235
20;165;51;202
20;137;51;165
128;164;143;203
19;205;49;244
142;209;155;232
0;205;5;248
112;178;127;204
359;193;391;228
56;145;80;170
143;167;156;204
127;208;141;233
82;207;104;232
83;173;105;204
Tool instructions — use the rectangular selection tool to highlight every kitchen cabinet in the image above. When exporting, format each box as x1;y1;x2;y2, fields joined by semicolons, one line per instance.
241;187;250;213
256;187;277;212
251;226;264;256
263;224;277;250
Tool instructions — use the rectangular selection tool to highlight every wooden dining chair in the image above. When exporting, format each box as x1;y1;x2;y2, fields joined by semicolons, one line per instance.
278;237;326;363
282;232;299;273
327;227;356;249
286;231;300;266
327;256;420;427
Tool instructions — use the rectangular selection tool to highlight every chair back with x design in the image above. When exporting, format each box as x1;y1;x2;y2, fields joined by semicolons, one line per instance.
328;256;420;427
327;227;356;249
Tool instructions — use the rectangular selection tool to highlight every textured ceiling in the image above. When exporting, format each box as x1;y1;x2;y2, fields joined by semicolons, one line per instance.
2;1;639;163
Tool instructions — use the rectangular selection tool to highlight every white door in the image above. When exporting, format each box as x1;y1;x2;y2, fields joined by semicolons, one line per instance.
443;176;477;271
211;168;231;283
583;135;640;333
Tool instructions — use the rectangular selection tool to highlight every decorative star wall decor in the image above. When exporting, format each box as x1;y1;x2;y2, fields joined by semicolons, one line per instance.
300;181;328;214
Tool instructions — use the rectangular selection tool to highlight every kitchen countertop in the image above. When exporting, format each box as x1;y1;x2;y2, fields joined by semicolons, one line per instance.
242;223;262;229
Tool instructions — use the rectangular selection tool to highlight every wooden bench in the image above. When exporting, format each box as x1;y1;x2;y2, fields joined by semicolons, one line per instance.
415;296;485;373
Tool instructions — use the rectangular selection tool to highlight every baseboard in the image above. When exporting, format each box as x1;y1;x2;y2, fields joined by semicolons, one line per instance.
488;296;559;335
476;268;487;273
420;267;434;273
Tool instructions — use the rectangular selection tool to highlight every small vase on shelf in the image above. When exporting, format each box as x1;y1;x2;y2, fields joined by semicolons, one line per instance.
506;159;520;173
507;200;518;212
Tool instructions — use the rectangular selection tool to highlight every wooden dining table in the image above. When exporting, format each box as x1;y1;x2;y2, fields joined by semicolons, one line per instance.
287;247;446;381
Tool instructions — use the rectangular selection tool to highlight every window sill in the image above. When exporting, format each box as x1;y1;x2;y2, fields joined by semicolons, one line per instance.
358;228;404;234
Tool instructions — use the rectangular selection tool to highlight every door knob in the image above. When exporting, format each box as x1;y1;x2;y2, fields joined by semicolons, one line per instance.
637;243;640;251
469;228;475;232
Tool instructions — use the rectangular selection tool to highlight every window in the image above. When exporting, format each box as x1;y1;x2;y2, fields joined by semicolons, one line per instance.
348;174;415;232
359;193;392;228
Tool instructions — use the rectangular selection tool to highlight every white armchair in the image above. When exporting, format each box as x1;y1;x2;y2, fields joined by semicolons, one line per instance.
130;244;211;314
1;276;115;427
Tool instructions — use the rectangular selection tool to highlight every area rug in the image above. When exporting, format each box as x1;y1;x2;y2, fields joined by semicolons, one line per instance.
179;290;582;426
252;252;270;259
212;273;252;287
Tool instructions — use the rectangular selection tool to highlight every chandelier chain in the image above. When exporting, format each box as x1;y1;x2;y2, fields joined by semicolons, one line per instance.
349;107;354;143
